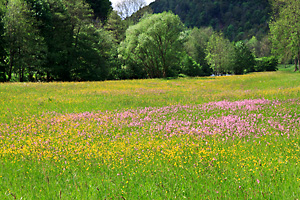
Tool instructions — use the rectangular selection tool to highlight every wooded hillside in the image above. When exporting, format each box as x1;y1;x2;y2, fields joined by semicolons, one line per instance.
150;0;271;41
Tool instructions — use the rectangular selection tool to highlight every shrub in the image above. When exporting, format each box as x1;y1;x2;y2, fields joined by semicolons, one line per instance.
255;56;278;72
181;56;203;77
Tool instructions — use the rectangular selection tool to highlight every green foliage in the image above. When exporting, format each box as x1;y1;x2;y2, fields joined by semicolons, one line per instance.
269;0;300;71
71;25;114;81
126;5;153;24
255;56;278;72
181;55;202;77
119;12;185;78
62;0;114;81
0;0;286;82
0;0;7;82
85;0;112;21
232;41;256;74
246;36;259;57
184;27;213;76
246;36;272;59
2;0;114;82
3;0;47;82
41;0;73;81
181;55;212;77
105;11;127;44
108;66;133;80
150;0;271;41
205;32;234;75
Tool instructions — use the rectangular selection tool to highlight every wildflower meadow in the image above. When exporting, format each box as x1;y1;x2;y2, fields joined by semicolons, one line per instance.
1;70;300;199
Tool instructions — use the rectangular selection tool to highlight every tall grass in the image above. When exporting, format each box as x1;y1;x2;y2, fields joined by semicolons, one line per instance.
1;71;299;123
0;70;300;199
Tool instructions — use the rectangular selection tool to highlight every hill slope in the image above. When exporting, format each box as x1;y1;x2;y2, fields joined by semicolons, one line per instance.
150;0;271;41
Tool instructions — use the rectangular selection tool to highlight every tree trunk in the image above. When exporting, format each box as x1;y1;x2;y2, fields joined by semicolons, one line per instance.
0;66;7;82
74;26;81;49
298;52;300;72
19;66;25;82
294;58;298;71
8;50;14;81
47;71;50;82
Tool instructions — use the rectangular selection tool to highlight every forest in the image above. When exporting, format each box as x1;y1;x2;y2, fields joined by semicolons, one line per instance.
150;0;271;41
0;0;298;82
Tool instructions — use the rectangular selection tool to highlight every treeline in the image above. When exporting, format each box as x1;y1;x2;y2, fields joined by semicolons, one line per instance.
0;0;112;82
150;0;271;41
0;0;282;82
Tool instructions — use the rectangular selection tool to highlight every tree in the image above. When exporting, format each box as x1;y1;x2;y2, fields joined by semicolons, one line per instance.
37;0;74;81
184;27;213;76
72;25;114;81
63;0;113;81
105;10;127;43
246;36;271;58
150;0;271;41
85;0;112;21
205;32;233;75
115;0;146;19
3;0;47;82
232;41;255;74
259;35;272;58
119;12;185;78
181;55;203;77
269;0;300;71
246;36;259;57
0;0;6;82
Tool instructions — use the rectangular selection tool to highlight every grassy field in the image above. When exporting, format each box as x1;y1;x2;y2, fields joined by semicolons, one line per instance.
0;69;300;199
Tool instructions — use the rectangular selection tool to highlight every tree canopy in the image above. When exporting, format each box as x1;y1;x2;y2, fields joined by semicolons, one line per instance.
205;32;233;75
3;0;47;82
85;0;112;21
119;12;185;78
0;0;114;82
150;0;271;41
269;0;300;71
0;0;281;82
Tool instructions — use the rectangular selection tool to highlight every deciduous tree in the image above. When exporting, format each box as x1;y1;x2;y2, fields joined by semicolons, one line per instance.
4;0;47;81
232;41;255;74
63;0;113;81
119;12;185;78
85;0;112;21
0;0;6;82
205;32;233;75
269;0;300;71
105;10;127;43
184;27;213;76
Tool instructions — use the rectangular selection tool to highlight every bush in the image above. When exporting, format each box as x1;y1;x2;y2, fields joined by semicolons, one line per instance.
255;56;278;72
181;55;213;77
181;56;201;76
232;41;255;74
108;67;132;80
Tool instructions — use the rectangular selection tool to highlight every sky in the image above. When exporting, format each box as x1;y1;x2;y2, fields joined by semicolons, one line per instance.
110;0;155;8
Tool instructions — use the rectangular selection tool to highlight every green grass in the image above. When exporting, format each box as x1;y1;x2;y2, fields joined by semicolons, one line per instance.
278;64;297;72
1;71;300;123
0;71;300;199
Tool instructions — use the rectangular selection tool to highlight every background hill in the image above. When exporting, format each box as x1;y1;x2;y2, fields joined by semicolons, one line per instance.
149;0;271;41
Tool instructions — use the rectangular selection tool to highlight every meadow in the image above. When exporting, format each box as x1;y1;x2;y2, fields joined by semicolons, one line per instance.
0;69;300;199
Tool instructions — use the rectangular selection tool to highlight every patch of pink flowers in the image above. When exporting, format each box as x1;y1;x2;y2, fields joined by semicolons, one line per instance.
2;99;299;143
